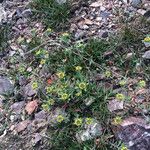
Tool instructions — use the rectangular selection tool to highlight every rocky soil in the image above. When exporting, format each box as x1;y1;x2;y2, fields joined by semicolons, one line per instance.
0;0;150;149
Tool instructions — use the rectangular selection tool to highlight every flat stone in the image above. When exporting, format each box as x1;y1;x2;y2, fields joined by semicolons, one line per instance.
75;30;86;39
22;83;36;97
142;50;150;59
0;76;14;95
131;0;142;8
108;99;124;112
21;9;32;18
115;117;150;150
11;101;25;114
35;110;47;120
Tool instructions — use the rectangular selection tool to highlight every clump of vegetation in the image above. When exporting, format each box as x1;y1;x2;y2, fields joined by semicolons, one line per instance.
31;0;71;30
0;25;9;53
5;23;149;149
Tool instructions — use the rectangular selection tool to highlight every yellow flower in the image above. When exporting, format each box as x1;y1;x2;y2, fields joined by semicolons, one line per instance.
119;80;127;86
85;118;93;125
105;71;111;78
74;118;83;126
78;82;87;90
121;145;128;150
113;116;122;125
144;37;150;42
47;99;55;105
42;104;49;111
138;80;146;88
116;93;125;101
40;59;46;65
35;49;42;56
32;82;38;90
57;115;64;123
18;66;25;73
75;91;82;97
46;86;54;93
56;72;65;79
62;32;69;37
46;28;52;32
60;93;69;100
17;37;24;43
75;66;82;71
45;53;49;59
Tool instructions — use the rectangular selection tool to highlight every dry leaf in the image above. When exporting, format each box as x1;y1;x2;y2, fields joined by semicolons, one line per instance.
25;100;38;115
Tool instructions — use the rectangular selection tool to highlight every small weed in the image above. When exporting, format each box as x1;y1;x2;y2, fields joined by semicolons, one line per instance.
31;0;71;30
0;25;9;53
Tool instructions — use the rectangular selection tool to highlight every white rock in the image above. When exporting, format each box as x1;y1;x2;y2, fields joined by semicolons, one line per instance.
76;120;102;142
137;9;146;15
0;4;7;23
142;50;150;59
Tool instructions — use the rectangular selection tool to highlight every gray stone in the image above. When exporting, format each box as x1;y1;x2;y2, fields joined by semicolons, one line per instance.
0;76;14;95
0;4;7;23
142;50;150;59
35;110;47;120
117;124;150;150
115;117;150;150
100;11;111;19
22;83;37;97
22;9;32;18
131;0;142;8
11;101;25;114
75;30;86;40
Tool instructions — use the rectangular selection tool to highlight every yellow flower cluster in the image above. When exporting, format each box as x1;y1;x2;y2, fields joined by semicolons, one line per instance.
40;59;46;65
46;28;52;33
62;32;69;37
42;104;49;111
57;71;65;79
60;93;69;100
57;115;64;123
121;145;128;150
47;99;55;105
32;82;38;90
75;66;82;71
46;86;54;93
116;93;125;101
85;118;93;125
78;82;87;90
113;116;122;125
74;118;83;126
74;117;93;126
138;80;146;88
105;71;111;78
119;80;127;86
144;37;150;42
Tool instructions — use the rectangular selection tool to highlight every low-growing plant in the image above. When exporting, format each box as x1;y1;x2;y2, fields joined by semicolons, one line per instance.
0;25;9;53
31;0;71;30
